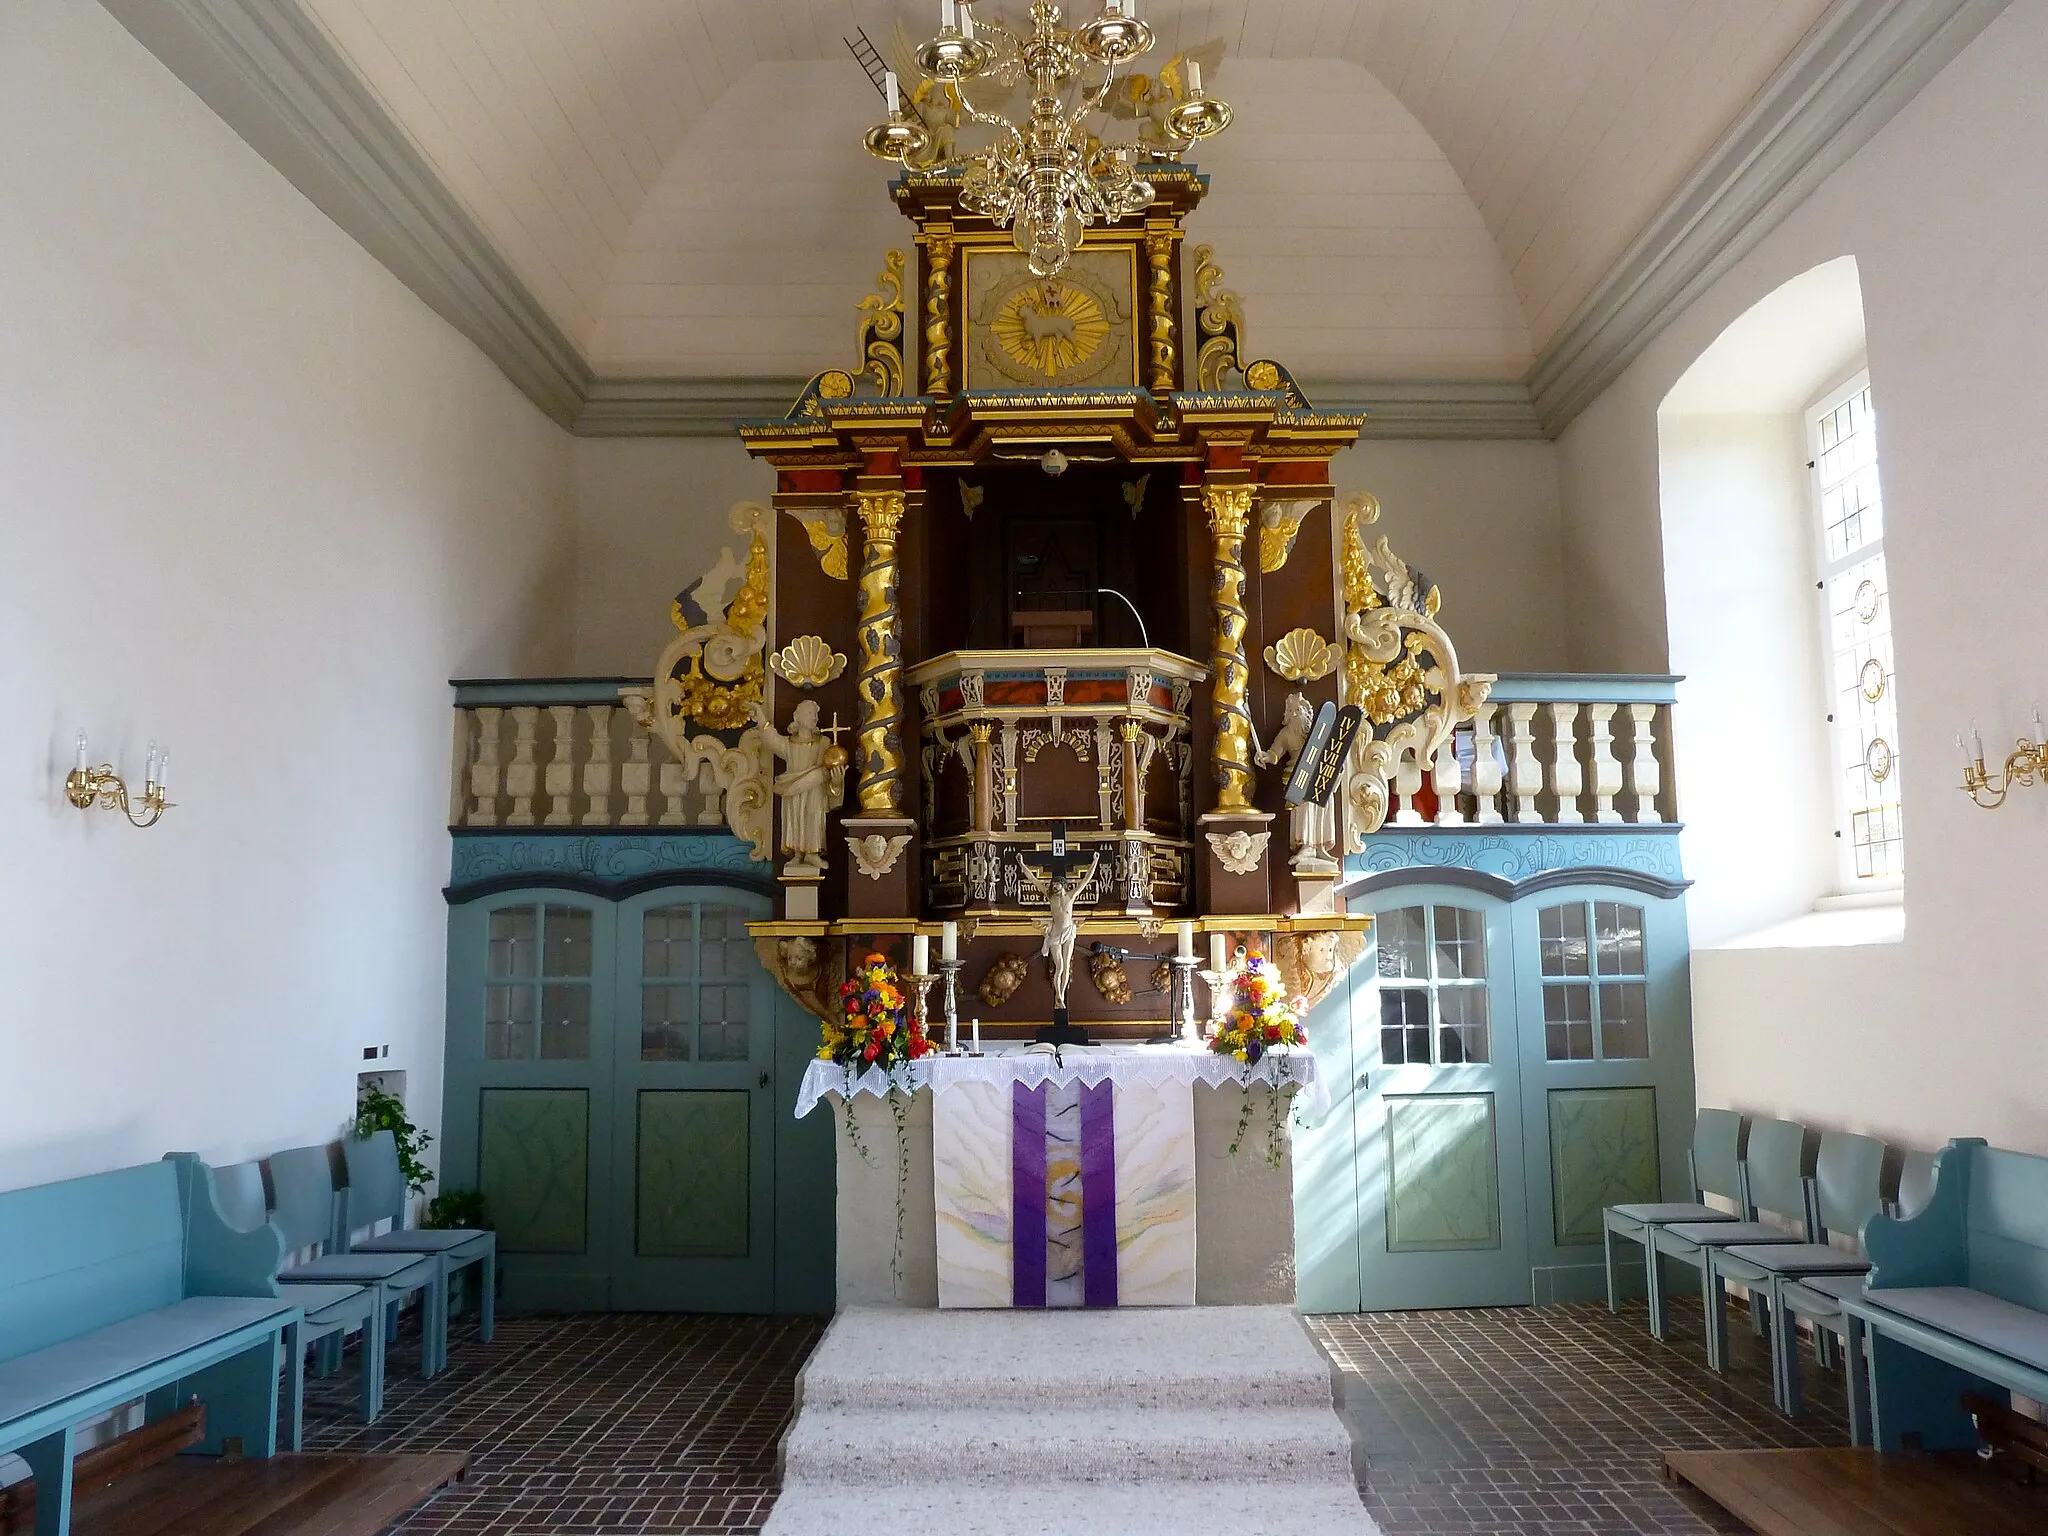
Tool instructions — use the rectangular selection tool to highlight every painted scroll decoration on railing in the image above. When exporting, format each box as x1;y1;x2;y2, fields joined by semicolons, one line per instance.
1337;492;1495;850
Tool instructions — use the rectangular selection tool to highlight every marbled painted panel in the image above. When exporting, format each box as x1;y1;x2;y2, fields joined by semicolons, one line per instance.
1045;1080;1085;1309
1114;1079;1197;1307
1549;1087;1661;1246
932;1081;1014;1309
480;1087;589;1254
1385;1094;1501;1254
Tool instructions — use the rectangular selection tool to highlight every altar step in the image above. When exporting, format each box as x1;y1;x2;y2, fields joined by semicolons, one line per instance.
764;1306;1381;1535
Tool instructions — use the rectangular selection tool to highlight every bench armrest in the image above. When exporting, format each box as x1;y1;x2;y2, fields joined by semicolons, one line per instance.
1862;1137;1982;1290
165;1154;285;1298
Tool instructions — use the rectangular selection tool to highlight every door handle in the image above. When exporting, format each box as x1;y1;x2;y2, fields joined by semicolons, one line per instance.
1356;1073;1369;1091
758;1071;771;1089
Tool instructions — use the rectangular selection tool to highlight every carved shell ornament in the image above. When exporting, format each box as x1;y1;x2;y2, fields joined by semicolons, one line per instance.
770;635;848;690
1264;627;1338;684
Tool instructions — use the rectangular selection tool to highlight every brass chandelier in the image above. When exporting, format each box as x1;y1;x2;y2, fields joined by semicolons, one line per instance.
864;1;1233;279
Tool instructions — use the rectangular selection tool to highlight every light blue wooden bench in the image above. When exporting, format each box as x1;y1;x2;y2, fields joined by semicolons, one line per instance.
265;1145;446;1385
173;1156;387;1431
0;1162;302;1536
1603;1108;1747;1317
1845;1138;2048;1452
341;1132;494;1374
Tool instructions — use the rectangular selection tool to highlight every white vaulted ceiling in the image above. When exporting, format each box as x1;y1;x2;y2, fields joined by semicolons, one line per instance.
298;0;1836;384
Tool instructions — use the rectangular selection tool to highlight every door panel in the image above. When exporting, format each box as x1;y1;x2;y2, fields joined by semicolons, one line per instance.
479;1087;591;1254
1385;1093;1502;1252
1546;1086;1661;1247
635;1090;750;1258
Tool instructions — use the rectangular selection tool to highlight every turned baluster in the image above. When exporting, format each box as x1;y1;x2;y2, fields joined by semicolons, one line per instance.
544;705;577;826
1586;702;1623;824
466;706;504;827
1506;703;1542;822
657;752;689;826
1470;703;1505;825
580;704;614;825
504;706;540;827
1433;729;1467;826
1628;703;1665;823
695;760;723;825
620;731;652;826
1393;748;1427;826
1547;701;1584;824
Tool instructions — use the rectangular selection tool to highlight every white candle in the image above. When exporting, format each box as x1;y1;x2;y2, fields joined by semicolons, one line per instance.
885;70;900;114
74;730;89;774
155;749;169;791
941;920;959;963
961;10;975;40
1208;932;1226;972
1177;920;1194;959
2034;708;2045;749
1972;723;1985;762
1186;60;1202;93
145;741;158;784
971;1017;981;1053
1957;733;1971;770
942;0;957;32
912;933;931;975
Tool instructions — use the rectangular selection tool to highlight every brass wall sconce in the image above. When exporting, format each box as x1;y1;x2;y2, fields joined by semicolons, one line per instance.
66;730;173;827
1958;713;2047;809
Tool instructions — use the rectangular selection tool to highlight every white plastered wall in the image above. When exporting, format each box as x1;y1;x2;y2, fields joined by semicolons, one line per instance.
0;0;575;1192
1555;3;2048;1156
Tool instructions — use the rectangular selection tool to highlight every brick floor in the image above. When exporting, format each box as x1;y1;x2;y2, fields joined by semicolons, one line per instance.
306;1297;1854;1534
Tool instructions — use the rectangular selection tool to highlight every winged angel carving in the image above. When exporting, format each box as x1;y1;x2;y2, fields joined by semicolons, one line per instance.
1337;493;1495;847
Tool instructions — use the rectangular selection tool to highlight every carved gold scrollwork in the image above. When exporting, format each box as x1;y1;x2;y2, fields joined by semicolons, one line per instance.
856;250;907;396
1258;497;1320;574
656;502;771;734
783;507;849;581
1191;243;1247;391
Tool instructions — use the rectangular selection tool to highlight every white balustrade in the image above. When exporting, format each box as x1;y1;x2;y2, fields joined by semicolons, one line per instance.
1469;708;1505;825
1432;733;1466;825
1506;703;1543;822
544;704;577;826
580;704;614;825
467;706;503;827
504;707;540;827
1626;702;1665;823
1586;702;1623;824
1392;749;1427;826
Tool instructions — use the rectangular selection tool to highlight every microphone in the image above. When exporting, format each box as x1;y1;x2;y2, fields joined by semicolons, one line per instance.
1096;587;1149;648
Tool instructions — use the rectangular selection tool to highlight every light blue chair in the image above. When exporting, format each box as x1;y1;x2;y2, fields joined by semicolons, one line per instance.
1761;1147;1937;1440
341;1132;495;1373
1715;1131;1887;1404
1650;1116;1812;1360
266;1144;446;1381
1603;1108;1747;1319
206;1159;387;1430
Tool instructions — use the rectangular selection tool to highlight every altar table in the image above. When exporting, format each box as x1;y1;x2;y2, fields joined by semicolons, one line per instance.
797;1045;1319;1310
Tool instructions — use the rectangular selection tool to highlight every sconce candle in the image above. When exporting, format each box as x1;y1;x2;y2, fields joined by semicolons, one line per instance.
67;731;174;828
1959;715;2048;809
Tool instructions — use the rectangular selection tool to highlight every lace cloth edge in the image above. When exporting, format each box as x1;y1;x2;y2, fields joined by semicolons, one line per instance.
794;1050;1327;1122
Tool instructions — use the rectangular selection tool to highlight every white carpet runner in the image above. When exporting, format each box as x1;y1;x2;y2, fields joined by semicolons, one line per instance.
762;1306;1383;1535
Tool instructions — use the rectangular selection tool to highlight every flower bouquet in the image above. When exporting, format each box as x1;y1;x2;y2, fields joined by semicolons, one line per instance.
822;950;935;1073
1207;953;1309;1166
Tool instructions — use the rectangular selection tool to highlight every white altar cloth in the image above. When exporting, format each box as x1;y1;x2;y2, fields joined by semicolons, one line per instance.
793;1041;1326;1122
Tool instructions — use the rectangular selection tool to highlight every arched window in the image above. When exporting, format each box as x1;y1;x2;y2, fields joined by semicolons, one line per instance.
1809;373;1902;884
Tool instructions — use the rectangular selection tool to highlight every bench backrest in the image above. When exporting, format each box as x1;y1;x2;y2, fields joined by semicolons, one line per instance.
1691;1109;1746;1207
0;1163;184;1361
1814;1131;1886;1243
1743;1117;1813;1232
342;1132;407;1236
1894;1149;1938;1217
1967;1145;2048;1308
213;1161;271;1232
267;1144;341;1255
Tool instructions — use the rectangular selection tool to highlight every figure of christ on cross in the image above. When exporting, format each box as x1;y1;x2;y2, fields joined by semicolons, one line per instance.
1033;822;1101;1046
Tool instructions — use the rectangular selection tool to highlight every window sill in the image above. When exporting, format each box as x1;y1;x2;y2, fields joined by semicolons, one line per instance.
1714;903;1904;951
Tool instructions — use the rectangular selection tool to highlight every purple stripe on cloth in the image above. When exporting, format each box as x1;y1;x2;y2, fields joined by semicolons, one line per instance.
1080;1080;1118;1308
1011;1081;1047;1309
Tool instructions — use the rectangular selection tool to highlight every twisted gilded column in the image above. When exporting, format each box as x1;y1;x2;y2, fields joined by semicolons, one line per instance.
924;235;955;397
853;490;906;814
1204;484;1257;812
1145;231;1177;393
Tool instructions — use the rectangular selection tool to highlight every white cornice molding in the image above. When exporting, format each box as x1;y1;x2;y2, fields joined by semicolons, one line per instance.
101;0;590;427
1527;0;2011;435
104;0;2008;443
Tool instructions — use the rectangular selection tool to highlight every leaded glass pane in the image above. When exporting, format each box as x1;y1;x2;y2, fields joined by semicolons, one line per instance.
484;983;537;1060
699;1021;752;1062
542;906;593;977
539;984;591;1060
488;906;539;979
641;984;692;1061
1437;985;1489;1064
1432;906;1487;980
1377;907;1427;980
1380;987;1429;1065
1594;903;1645;977
699;905;734;979
1540;904;1589;977
1544;983;1595;1061
642;907;693;979
1600;982;1650;1060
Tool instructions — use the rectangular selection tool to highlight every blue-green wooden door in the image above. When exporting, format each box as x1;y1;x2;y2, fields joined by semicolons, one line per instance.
1512;888;1697;1303
444;884;805;1312
607;891;776;1311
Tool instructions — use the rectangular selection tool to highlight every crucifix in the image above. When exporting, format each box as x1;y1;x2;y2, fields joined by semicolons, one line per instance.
1032;821;1100;1046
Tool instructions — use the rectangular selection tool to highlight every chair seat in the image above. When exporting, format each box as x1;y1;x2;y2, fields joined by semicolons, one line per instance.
1721;1243;1872;1276
1781;1271;1867;1317
1660;1221;1803;1248
1861;1286;2048;1371
282;1253;434;1287
1610;1202;1737;1225
0;1298;297;1426
355;1228;487;1256
279;1282;376;1323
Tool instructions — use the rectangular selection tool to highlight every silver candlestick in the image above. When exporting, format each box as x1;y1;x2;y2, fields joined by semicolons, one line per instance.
1168;954;1202;1045
936;958;965;1052
908;972;937;1040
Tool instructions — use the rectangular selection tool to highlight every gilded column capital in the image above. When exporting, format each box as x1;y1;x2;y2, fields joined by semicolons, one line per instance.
852;489;907;815
1202;482;1259;814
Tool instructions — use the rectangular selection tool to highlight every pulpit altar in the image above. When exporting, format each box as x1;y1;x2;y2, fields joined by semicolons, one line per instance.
617;127;1496;1311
